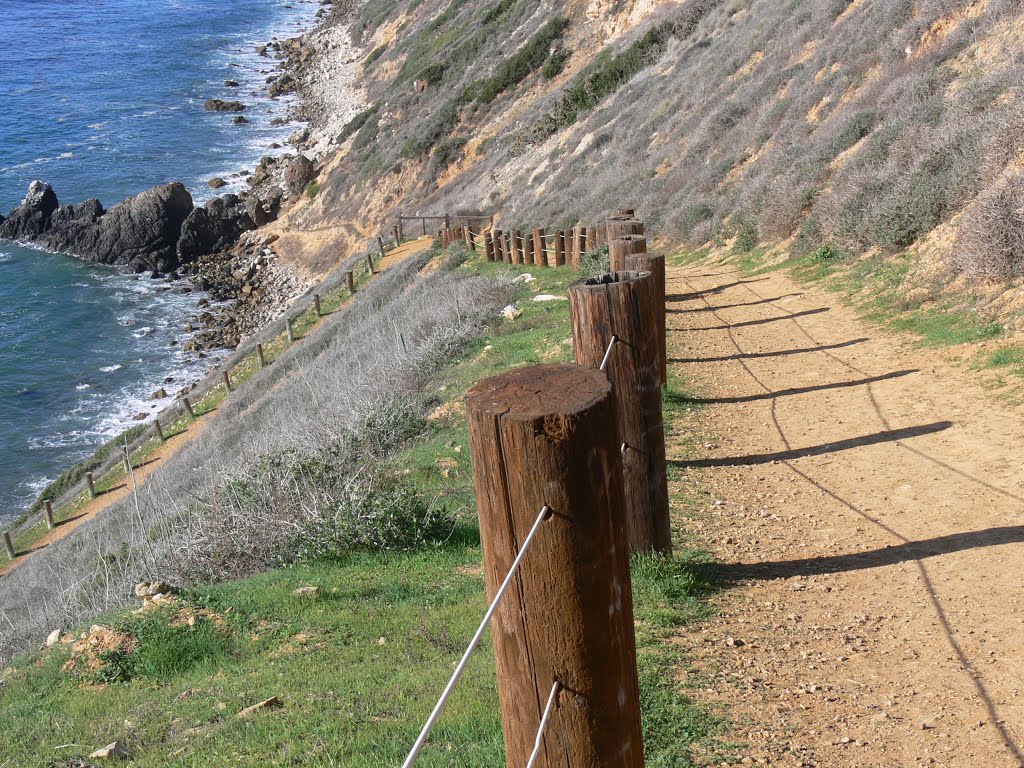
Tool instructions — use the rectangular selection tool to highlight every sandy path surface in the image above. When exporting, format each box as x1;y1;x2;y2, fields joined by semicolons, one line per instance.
666;262;1024;767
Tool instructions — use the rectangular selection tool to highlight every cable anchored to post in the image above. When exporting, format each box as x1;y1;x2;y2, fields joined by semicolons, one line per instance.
526;680;562;768
401;504;553;768
599;335;619;372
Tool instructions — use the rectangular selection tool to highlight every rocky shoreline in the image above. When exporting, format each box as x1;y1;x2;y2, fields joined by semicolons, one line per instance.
0;0;360;359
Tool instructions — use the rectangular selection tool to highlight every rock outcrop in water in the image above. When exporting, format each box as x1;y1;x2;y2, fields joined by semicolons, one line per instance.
0;181;59;240
0;181;261;273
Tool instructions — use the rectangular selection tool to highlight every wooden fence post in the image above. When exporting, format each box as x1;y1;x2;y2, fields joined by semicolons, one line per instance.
569;272;671;554
532;230;545;267
3;531;14;560
421;218;427;237
394;224;401;245
44;500;55;530
367;253;375;275
86;471;96;499
465;226;474;251
484;231;495;262
346;270;355;294
492;230;503;262
286;317;295;344
523;231;534;266
466;363;645;767
571;225;585;269
511;231;523;265
223;370;233;392
610;234;647;272
626;253;667;387
257;343;267;369
586;226;597;253
314;294;322;317
555;230;566;267
182;397;195;418
606;218;644;244
377;235;386;258
154;420;165;443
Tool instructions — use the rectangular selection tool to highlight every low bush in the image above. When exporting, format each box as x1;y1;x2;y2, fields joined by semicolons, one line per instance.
955;172;1024;279
336;104;379;144
305;182;321;198
363;44;387;69
433;136;468;168
471;17;568;104
542;49;571;79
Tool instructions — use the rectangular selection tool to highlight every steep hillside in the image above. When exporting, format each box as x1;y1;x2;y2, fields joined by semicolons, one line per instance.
285;0;1024;322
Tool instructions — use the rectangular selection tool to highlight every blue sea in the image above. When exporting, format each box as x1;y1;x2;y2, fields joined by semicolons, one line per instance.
0;0;321;523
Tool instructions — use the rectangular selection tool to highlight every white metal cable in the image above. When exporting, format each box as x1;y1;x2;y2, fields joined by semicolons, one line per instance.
599;335;619;371
401;504;553;768
525;680;561;768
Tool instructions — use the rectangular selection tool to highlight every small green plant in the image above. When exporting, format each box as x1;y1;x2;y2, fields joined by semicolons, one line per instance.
811;243;842;262
733;216;758;253
469;17;569;104
433;136;468;169
336;104;379;144
363;44;387;69
305;182;321;198
542;49;570;79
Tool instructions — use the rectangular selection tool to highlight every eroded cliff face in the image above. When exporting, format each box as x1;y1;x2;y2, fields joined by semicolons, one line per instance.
271;0;1024;324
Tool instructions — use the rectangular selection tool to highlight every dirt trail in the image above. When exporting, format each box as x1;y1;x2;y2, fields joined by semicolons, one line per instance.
0;237;433;580
666;261;1024;767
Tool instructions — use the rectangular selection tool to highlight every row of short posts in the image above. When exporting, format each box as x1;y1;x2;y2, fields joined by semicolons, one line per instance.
1;264;364;565
464;211;668;764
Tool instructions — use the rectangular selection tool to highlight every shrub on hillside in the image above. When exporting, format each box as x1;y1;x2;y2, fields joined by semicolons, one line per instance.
955;172;1024;279
470;17;569;104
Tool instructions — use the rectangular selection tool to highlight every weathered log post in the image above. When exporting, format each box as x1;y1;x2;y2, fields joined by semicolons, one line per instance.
493;229;504;262
86;471;96;499
523;231;535;266
367;253;375;274
511;231;523;265
555;230;566;266
595;222;608;248
3;531;14;560
346;270;355;294
533;229;546;267
223;370;233;393
626;252;667;387
394;224;401;245
314;294;322;317
504;232;514;264
154;420;165;443
605;217;644;244
484;231;496;262
610;234;648;273
571;225;585;269
569;272;671;554
286;317;295;344
377;234;386;258
464;226;474;250
398;215;405;243
257;343;267;369
466;364;646;768
586;226;597;254
44;500;55;530
421;218;427;237
182;397;195;418
444;213;451;230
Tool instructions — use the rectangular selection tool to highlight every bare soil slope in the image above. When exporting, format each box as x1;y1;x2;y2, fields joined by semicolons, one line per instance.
667;261;1024;767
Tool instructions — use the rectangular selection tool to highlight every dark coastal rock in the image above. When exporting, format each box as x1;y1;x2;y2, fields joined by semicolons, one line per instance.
36;198;105;253
208;177;227;189
224;80;240;87
0;181;59;240
92;183;195;272
232;115;249;124
283;155;315;195
177;194;255;262
268;74;296;98
203;99;246;112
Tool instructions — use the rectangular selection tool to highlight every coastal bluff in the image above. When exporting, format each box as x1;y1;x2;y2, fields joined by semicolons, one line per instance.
0;180;257;273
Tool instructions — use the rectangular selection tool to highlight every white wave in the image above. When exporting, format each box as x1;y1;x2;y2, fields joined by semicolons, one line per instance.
76;384;91;391
99;364;122;373
132;327;156;338
0;253;12;263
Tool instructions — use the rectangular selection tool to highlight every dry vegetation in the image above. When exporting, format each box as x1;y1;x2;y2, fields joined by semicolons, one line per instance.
0;249;513;665
304;0;1024;290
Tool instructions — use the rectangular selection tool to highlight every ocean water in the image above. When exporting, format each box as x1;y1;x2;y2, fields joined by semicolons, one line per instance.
0;0;321;523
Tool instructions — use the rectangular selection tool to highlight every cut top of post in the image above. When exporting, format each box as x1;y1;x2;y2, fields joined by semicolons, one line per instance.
466;363;612;423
